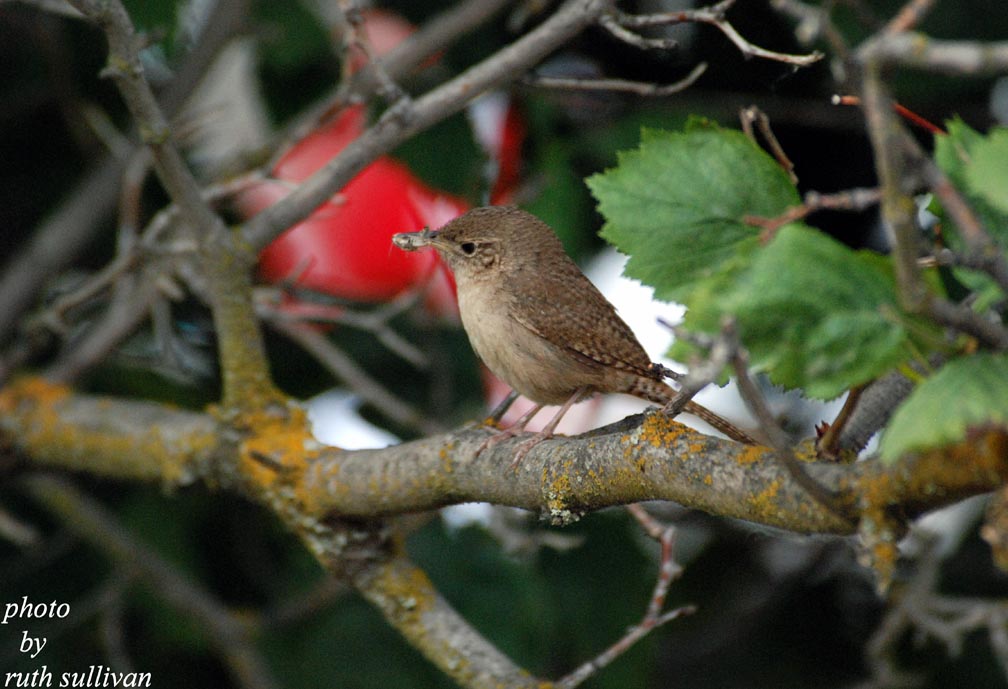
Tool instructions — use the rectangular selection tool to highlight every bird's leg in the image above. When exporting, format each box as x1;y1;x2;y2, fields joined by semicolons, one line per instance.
508;386;588;472
483;389;520;427
475;401;543;456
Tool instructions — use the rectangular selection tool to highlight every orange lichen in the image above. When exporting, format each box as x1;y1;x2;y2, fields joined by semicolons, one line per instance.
236;403;320;493
438;441;455;474
735;444;768;465
638;412;692;449
0;377;215;484
0;376;71;414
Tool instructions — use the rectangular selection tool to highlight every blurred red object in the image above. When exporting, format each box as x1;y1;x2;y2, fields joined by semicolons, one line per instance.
237;105;466;311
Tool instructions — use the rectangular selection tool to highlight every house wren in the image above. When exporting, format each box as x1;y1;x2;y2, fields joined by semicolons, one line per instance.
393;206;755;465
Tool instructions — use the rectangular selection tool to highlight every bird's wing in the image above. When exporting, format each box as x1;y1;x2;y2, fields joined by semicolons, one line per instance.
508;260;657;379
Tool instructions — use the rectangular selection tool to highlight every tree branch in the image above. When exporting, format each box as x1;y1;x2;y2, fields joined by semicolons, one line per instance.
861;32;1008;74
67;0;278;410
0;0;247;347
4;379;1006;538
241;0;612;252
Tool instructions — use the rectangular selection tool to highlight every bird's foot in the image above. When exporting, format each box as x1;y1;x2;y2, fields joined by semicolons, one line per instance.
475;425;527;457
506;431;553;473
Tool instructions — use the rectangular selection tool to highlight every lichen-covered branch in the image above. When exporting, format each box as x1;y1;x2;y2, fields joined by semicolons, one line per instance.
4;378;1006;538
4;377;1008;686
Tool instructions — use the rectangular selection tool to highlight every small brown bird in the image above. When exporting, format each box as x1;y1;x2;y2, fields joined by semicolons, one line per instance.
393;206;755;466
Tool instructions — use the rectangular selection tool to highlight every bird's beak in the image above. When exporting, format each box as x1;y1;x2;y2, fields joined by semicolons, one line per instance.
392;227;442;252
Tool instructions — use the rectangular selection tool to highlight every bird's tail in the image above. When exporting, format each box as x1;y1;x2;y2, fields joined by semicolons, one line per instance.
628;376;759;446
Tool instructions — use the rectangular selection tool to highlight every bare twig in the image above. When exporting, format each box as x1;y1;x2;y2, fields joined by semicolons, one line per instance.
291;0;512;145
724;319;853;521
0;0;246;345
832;94;945;135
881;0;936;35
44;272;159;384
616;0;824;66
524;62;707;97
557;507;694;689
660;325;733;419
255;288;429;369
0;505;40;546
865;532;1008;688
861;32;1008;74
264;313;439;435
598;13;679;51
744;187;882;240
333;0;408;105
740;105;797;184
770;0;850;58
916;155;1008;296
816;384;865;460
860;62;1008;350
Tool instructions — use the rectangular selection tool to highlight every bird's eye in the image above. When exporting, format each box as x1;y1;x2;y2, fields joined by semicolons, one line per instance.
460;242;477;255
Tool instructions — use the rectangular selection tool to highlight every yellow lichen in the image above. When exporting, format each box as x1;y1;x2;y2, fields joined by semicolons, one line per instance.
236;403;322;503
638;412;691;449
748;479;782;520
735;444;768;465
0;377;71;413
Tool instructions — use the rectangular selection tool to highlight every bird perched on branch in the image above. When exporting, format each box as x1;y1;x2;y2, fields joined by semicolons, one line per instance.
393;206;756;468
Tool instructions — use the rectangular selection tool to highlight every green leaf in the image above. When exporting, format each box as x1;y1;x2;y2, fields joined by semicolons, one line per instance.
933;119;1008;247
880;353;1008;463
965;128;1008;214
722;225;916;399
587;122;799;302
931;119;1008;308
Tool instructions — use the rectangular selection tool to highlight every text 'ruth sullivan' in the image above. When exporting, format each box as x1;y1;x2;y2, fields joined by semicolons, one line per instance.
5;665;151;687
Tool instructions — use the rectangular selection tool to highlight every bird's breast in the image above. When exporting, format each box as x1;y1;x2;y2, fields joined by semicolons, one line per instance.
456;280;607;405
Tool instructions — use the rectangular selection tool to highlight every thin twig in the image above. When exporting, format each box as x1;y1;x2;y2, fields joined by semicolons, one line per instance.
740;105;798;184
770;0;851;60
44;272;159;384
0;0;245;344
617;0;823;66
660;325;733;418
816;384;864;460
881;0;936;35
264;313;439;434
724;319;853;521
860;32;1008;74
598;13;678;51
524;62;707;97
744;187;882;240
860;61;1008;350
255;288;429;370
833;94;945;135
243;0;615;252
334;0;409;105
290;0;512;147
557;506;693;689
865;531;1008;688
